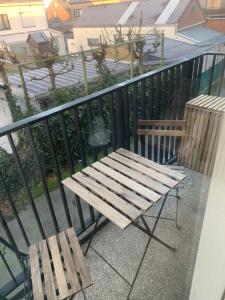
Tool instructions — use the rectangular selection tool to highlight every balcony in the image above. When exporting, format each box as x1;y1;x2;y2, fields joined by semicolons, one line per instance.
0;52;225;299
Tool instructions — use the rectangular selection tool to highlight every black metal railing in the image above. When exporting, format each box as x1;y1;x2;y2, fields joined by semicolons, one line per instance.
0;52;225;299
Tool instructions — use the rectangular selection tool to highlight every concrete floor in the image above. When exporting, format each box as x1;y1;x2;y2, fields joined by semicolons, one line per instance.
74;167;210;300
0;167;210;300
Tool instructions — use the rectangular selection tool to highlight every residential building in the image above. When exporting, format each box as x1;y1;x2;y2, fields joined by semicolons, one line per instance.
199;0;225;33
69;0;210;52
0;0;67;55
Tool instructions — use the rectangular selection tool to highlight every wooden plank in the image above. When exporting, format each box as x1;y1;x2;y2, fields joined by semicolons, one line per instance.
58;231;81;294
185;107;198;168
186;94;207;106
29;245;44;300
82;167;152;211
190;109;207;170
39;240;57;300
48;235;69;300
92;161;161;202
137;129;185;137
62;178;131;229
116;148;185;181
200;112;216;173
66;228;92;288
203;96;222;109
195;110;210;171
73;172;142;220
208;114;223;175
107;153;170;193
193;95;214;106
138;119;186;127
196;95;218;107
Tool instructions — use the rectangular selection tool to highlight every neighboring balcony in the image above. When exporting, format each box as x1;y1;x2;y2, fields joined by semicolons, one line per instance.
0;52;225;299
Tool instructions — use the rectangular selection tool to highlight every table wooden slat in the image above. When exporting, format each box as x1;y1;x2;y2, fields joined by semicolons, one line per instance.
48;235;69;300
117;148;185;182
62;178;131;229
39;240;57;300
29;245;44;300
83;167;152;211
73;172;142;220
58;231;81;293
66;228;92;288
107;153;169;194
92;161;160;202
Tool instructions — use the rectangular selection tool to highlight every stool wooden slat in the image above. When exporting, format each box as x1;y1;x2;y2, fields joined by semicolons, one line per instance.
29;228;92;300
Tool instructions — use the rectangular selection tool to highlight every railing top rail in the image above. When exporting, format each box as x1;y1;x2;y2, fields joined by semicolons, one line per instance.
0;52;220;137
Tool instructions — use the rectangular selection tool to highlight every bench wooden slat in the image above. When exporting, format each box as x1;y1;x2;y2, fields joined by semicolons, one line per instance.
107;153;171;192
73;172;142;220
83;167;152;211
137;129;185;137
39;240;57;300
29;245;44;300
117;148;185;181
66;228;92;288
138;120;186;127
48;235;69;300
92;161;161;202
62;178;131;229
58;231;81;293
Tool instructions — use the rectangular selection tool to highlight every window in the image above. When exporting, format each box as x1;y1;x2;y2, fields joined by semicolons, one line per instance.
87;38;100;47
73;9;80;17
20;12;35;28
0;14;10;30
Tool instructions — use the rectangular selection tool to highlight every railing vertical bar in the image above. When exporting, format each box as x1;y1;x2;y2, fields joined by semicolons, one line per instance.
7;133;46;239
191;58;199;98
97;97;108;156
196;55;203;95
74;194;86;231
73;107;87;167
86;102;98;161
0;169;30;246
0;250;17;284
133;83;138;153
140;80;146;157
116;90;125;149
154;73;161;119
44;120;72;227
109;93;116;151
26;127;60;233
208;54;216;95
59;113;75;175
123;86;130;150
218;57;225;96
147;77;154;159
162;70;168;163
86;102;98;222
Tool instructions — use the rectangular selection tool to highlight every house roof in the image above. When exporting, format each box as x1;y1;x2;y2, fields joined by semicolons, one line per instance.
8;57;129;100
177;25;223;43
73;0;194;27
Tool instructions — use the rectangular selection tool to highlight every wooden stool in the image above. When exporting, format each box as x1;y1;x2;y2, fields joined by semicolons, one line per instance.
29;227;92;300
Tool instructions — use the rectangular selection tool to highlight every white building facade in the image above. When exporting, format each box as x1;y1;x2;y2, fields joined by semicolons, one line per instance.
0;0;66;55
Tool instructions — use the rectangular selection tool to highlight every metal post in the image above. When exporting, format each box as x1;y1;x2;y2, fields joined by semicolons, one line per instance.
18;65;31;110
80;46;89;96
